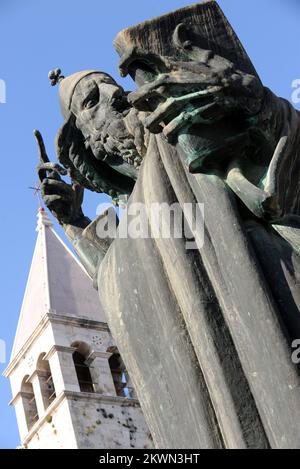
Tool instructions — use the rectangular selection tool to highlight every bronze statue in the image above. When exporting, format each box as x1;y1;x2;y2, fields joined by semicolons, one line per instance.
36;1;300;448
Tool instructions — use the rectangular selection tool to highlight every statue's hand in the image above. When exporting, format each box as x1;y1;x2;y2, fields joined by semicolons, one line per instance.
40;176;84;225
127;56;264;142
34;130;85;225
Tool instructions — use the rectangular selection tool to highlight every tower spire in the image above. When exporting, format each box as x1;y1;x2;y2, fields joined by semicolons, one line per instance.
36;207;53;231
4;209;152;449
9;208;105;361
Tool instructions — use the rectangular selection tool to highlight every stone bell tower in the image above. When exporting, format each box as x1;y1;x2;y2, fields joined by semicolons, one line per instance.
4;208;152;449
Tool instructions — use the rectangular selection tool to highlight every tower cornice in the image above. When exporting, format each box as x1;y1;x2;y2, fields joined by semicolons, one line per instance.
3;312;110;378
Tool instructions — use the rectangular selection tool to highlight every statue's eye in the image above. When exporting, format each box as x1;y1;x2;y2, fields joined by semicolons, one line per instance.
83;87;99;109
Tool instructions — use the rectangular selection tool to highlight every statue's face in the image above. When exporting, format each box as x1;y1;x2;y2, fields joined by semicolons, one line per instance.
70;73;142;181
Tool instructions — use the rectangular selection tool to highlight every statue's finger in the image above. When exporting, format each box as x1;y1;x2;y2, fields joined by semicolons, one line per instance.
73;183;84;205
34;129;50;164
43;194;63;205
144;88;222;133
73;183;84;195
128;73;222;111
37;162;67;182
163;102;222;142
41;178;71;192
127;75;170;110
37;162;67;174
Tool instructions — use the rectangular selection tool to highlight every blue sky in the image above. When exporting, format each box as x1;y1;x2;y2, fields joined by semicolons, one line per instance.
0;0;299;448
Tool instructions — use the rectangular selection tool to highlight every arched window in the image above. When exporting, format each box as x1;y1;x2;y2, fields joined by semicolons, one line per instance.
71;342;94;393
36;353;56;407
107;347;132;397
21;375;38;430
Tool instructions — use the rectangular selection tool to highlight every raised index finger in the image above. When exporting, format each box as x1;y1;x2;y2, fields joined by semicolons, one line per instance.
34;129;50;164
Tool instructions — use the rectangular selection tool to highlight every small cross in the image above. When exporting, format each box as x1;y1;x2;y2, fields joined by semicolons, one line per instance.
29;183;43;208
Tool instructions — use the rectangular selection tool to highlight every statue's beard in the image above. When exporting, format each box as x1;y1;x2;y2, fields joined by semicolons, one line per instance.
67;114;141;197
89;114;142;169
68;140;136;197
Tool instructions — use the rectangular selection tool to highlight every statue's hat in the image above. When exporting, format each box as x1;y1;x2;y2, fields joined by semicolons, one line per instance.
48;69;116;118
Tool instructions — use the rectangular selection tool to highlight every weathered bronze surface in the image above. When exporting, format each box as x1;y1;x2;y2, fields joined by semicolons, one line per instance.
36;1;300;448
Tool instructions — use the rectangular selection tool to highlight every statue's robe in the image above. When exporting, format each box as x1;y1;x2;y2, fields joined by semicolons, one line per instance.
98;2;300;448
98;98;300;449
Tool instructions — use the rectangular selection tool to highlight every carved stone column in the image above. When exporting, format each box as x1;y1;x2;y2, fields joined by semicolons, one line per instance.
45;345;80;394
28;371;49;417
86;351;116;396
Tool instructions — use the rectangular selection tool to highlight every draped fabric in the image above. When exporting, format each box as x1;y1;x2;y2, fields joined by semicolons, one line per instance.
98;105;300;448
264;95;300;219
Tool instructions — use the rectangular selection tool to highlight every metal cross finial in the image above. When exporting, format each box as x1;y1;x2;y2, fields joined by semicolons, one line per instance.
29;183;43;208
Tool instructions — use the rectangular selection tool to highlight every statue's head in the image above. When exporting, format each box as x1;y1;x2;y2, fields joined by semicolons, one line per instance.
50;68;146;202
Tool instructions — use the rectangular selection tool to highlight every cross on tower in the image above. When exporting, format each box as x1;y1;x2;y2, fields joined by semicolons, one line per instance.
29;184;43;208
